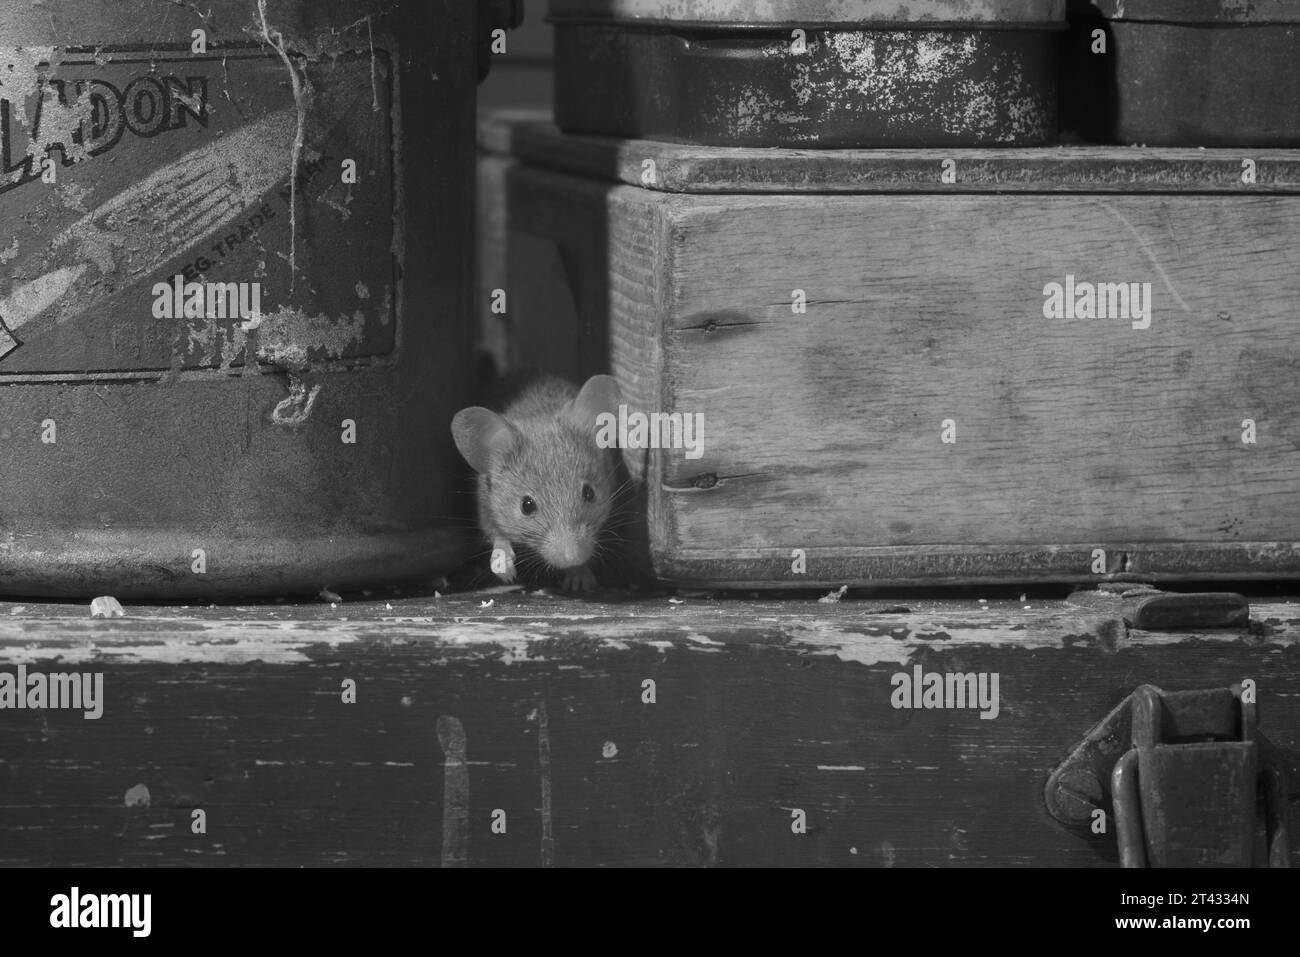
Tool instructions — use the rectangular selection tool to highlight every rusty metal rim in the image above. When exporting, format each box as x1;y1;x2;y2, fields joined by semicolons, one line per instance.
548;0;1067;23
1096;0;1300;24
0;528;467;600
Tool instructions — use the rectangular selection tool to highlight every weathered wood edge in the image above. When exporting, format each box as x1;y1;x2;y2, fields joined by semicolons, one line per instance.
1;595;1295;665
653;544;1300;588
478;114;1300;195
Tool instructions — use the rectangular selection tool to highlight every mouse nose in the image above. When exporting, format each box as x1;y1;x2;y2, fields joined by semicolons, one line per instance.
542;529;593;569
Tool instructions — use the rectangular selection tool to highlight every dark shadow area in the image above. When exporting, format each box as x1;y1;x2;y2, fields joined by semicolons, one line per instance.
1059;0;1118;143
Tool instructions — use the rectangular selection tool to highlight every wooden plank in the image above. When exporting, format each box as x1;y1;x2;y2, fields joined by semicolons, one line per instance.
0;593;1294;867
478;115;1300;194
642;192;1300;584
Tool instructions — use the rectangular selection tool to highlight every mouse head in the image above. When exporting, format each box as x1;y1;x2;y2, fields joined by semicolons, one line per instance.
452;375;622;570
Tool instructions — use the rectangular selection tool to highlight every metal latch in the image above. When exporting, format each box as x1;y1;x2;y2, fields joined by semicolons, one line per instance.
1046;684;1291;867
1066;583;1250;630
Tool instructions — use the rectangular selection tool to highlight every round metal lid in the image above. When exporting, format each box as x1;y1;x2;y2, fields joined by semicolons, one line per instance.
547;0;1067;26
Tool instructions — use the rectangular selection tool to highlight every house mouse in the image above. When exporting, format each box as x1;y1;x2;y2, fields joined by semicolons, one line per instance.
451;373;623;591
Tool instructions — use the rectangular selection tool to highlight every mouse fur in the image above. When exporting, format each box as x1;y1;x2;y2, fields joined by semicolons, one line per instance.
451;373;622;590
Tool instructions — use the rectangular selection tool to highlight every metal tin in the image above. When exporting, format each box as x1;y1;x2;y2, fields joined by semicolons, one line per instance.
0;0;480;598
1097;0;1300;146
550;0;1066;147
549;0;1067;27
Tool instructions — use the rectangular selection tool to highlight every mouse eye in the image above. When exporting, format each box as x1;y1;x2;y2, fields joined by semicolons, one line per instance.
581;483;595;503
521;496;537;516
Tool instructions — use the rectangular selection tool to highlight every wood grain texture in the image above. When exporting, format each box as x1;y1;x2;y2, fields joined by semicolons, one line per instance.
0;592;1294;867
647;194;1300;583
479;115;1300;194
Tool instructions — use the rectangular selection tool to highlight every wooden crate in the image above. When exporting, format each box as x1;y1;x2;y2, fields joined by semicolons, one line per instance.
480;113;1300;588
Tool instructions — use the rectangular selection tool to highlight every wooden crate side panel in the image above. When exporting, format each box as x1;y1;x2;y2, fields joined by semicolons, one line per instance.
652;194;1300;584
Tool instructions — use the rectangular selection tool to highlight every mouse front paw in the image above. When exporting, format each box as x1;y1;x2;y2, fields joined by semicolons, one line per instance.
490;540;517;583
559;563;597;592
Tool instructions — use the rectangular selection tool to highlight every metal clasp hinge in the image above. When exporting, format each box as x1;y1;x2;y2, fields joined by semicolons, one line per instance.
1046;684;1291;867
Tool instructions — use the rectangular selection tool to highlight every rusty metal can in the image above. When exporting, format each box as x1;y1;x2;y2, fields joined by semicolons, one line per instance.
1097;0;1300;146
0;0;483;598
550;0;1067;147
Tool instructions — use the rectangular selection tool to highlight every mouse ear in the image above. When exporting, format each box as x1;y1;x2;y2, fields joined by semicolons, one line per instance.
451;407;515;473
566;375;622;437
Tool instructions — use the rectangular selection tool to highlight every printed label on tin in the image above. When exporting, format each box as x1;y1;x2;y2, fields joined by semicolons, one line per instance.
0;45;396;379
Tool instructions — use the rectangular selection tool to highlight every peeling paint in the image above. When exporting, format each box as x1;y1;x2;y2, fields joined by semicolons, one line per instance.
255;304;367;372
679;629;723;645
2;601;1292;667
819;32;1049;143
0;265;87;334
644;23;1057;146
26;77;96;165
538;698;555;867
787;621;915;666
0;47;60;179
0;637;314;666
5;107;295;343
180;300;372;373
436;715;468;868
54;181;92;213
